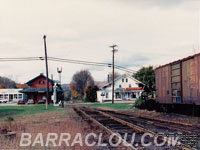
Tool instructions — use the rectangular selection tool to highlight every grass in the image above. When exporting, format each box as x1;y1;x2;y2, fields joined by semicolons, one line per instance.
0;104;63;119
0;108;93;150
85;102;133;110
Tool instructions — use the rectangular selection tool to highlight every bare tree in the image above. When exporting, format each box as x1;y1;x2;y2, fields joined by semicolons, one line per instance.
70;70;94;99
0;76;16;88
108;72;121;83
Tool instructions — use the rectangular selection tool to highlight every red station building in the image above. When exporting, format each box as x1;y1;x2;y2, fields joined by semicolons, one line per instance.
20;73;54;104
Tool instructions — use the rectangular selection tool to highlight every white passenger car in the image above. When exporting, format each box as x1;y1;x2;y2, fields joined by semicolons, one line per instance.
0;99;8;103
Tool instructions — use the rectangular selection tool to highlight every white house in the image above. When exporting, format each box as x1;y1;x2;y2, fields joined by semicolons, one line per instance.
97;74;144;103
0;89;24;102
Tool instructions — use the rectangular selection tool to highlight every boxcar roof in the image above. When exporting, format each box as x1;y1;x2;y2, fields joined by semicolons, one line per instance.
156;53;200;70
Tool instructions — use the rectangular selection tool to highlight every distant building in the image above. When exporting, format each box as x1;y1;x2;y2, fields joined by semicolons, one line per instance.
0;89;24;102
97;74;144;103
20;73;54;104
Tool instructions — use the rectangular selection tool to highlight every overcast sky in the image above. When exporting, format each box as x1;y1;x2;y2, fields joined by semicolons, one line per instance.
0;0;200;83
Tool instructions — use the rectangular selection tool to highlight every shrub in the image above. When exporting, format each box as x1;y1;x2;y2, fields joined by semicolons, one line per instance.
132;97;144;108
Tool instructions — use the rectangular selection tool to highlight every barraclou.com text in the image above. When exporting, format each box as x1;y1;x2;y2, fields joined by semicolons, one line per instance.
20;132;180;147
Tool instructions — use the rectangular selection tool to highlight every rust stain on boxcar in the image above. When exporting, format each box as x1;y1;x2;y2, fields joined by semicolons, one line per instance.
182;58;197;104
156;65;172;104
156;53;200;105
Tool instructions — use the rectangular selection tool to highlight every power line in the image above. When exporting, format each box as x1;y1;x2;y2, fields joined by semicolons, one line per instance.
48;57;107;66
49;57;108;65
0;56;137;73
0;57;41;61
48;57;136;73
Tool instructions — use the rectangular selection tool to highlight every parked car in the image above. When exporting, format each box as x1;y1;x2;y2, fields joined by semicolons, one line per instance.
38;99;46;104
0;99;8;103
18;100;25;105
27;99;35;104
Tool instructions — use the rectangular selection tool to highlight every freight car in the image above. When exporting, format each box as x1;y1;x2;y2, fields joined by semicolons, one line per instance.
155;53;200;116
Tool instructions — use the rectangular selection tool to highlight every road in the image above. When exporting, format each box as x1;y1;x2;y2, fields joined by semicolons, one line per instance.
0;103;18;106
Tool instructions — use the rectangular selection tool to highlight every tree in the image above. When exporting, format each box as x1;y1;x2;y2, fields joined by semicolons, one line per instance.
70;70;94;99
0;84;5;89
0;76;17;88
16;83;28;89
84;85;99;102
133;66;155;95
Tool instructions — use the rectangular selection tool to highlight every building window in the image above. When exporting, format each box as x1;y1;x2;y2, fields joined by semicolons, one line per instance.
129;84;131;87
119;85;122;88
131;92;136;98
126;78;128;82
0;94;3;100
18;94;22;100
116;92;121;99
106;93;108;98
4;94;8;99
14;94;18;99
39;80;45;84
122;78;124;82
9;95;13;101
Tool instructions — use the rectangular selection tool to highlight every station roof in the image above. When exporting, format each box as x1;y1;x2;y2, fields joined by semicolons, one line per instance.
26;73;54;86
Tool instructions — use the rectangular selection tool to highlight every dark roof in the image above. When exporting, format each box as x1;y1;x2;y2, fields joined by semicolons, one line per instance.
19;87;53;93
26;74;54;86
101;74;144;89
19;87;63;93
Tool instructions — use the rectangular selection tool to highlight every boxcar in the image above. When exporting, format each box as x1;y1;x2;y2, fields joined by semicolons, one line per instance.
155;53;200;115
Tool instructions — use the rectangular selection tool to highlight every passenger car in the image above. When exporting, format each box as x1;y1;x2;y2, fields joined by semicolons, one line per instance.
0;99;8;103
38;99;46;104
27;99;35;104
18;100;25;105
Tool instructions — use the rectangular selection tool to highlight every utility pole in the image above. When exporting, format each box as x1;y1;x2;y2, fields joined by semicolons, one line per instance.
57;67;64;107
110;44;118;104
43;35;50;109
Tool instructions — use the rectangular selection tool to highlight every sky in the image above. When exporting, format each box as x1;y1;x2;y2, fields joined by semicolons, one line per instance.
0;0;200;84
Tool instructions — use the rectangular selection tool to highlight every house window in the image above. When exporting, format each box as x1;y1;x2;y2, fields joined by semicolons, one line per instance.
129;84;131;88
106;93;108;98
122;78;124;82
131;92;136;98
119;85;122;88
39;80;45;84
0;94;3;100
126;78;128;82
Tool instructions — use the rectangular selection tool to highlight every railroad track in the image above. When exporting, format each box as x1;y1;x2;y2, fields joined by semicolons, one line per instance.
74;106;198;150
95;109;200;135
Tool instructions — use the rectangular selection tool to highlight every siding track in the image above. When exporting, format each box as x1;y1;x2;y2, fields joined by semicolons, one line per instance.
74;106;199;150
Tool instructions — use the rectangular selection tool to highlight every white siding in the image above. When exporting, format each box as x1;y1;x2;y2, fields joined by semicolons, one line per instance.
0;89;24;102
97;74;143;103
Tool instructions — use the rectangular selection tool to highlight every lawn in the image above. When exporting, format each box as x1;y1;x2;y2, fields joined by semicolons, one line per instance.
0;104;63;119
85;102;133;110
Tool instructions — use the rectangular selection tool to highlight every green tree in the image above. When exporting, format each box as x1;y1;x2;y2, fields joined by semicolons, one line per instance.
84;85;99;102
133;66;155;95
